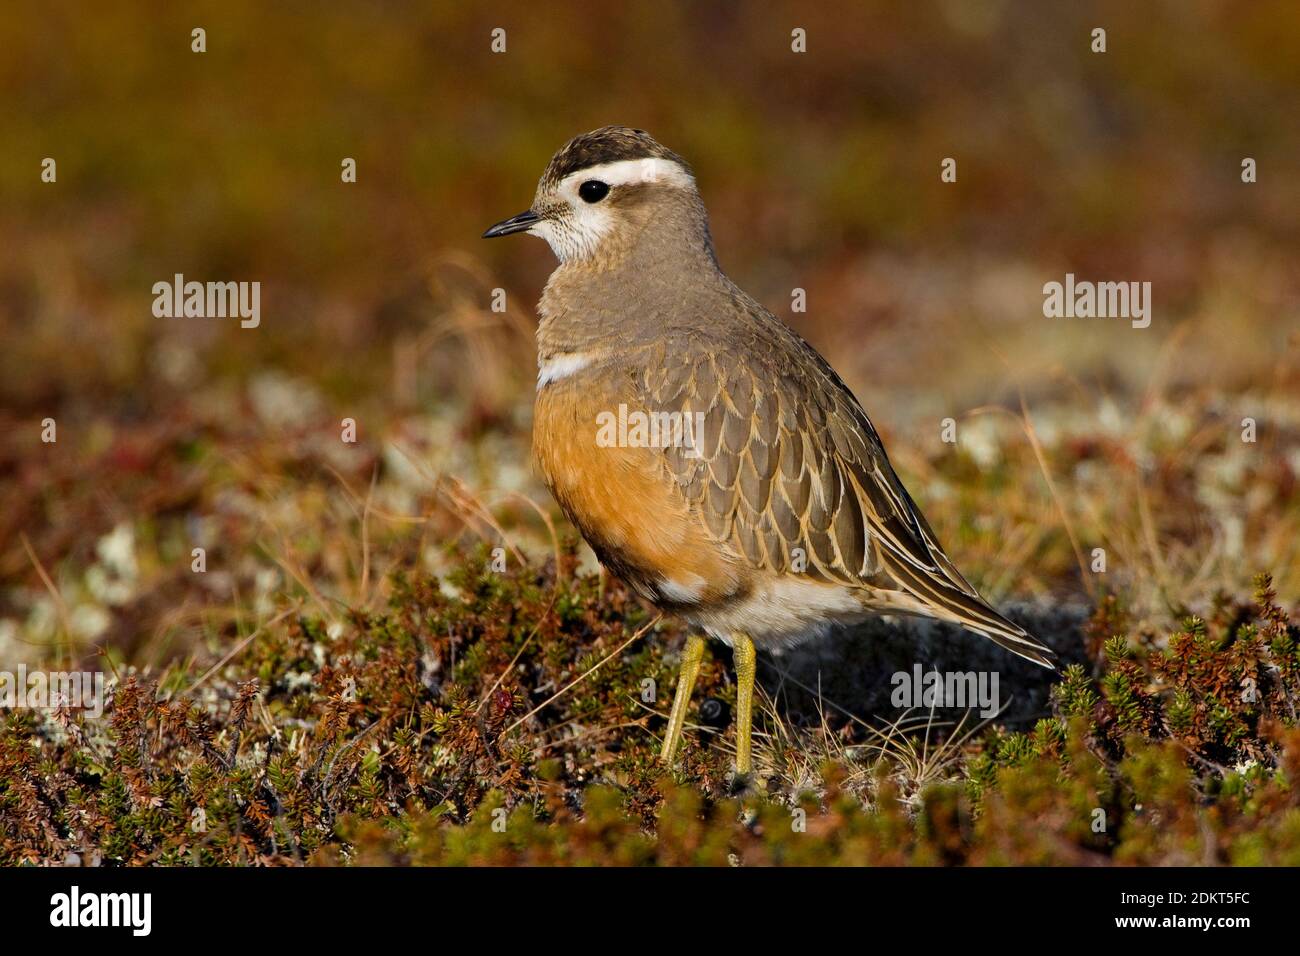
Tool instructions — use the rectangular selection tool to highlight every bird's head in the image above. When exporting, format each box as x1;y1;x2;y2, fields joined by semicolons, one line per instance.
483;126;712;266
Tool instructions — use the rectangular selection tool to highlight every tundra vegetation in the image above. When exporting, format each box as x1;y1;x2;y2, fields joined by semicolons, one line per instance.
2;2;1298;865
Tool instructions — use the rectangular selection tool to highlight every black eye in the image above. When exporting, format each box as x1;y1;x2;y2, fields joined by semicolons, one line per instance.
579;180;610;203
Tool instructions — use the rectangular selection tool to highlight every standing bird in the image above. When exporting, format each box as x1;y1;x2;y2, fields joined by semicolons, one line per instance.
484;127;1055;776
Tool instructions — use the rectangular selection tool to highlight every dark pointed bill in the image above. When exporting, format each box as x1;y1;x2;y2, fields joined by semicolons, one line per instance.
483;210;540;238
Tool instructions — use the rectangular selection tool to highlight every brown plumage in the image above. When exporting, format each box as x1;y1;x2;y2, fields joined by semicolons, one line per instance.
535;316;1055;668
486;126;1054;773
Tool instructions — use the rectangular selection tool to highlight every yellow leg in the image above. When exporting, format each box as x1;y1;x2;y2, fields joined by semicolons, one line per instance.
659;634;705;765
733;633;756;776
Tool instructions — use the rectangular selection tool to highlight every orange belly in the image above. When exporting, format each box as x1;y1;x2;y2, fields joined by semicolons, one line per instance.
533;378;743;606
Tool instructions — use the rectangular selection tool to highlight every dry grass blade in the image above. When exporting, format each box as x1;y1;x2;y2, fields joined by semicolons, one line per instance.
18;532;77;661
475;592;558;714
501;616;660;737
183;606;298;695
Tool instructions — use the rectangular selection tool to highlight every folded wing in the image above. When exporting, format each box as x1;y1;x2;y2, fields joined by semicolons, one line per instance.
640;325;1056;668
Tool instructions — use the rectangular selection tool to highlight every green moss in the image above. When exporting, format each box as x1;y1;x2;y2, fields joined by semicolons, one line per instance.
3;552;1299;866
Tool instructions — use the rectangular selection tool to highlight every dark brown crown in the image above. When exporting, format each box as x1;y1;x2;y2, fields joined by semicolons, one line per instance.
540;126;690;189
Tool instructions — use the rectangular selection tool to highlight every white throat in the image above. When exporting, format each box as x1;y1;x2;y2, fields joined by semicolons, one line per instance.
537;351;594;388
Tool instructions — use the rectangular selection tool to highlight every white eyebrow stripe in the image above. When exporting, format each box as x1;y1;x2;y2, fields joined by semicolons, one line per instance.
537;352;594;388
558;157;694;192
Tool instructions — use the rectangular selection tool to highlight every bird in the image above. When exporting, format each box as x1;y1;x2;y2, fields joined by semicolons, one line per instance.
484;126;1055;777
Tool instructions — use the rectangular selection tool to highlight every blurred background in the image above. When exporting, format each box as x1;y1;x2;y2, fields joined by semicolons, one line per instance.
2;0;1298;671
